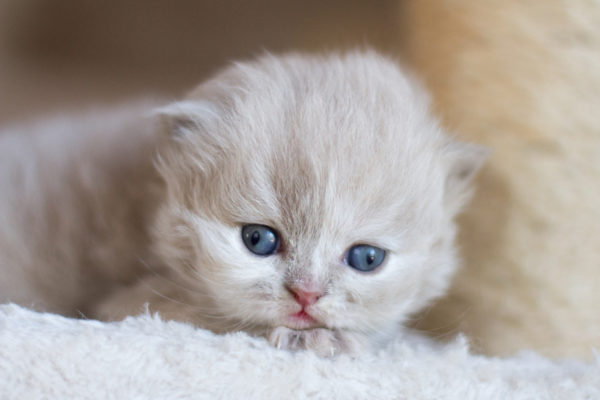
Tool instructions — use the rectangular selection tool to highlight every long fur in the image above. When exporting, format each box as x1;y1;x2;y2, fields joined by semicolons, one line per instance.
0;52;486;354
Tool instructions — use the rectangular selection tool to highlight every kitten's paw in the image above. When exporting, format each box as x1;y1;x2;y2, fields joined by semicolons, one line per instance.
267;327;367;357
268;327;340;357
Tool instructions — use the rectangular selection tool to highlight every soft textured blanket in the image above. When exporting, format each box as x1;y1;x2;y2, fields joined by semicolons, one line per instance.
0;305;597;399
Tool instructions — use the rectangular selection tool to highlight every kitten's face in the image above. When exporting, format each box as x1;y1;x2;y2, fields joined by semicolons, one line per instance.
155;53;485;335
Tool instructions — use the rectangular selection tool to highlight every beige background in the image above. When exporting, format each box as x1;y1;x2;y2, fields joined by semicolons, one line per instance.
1;0;598;359
0;0;400;124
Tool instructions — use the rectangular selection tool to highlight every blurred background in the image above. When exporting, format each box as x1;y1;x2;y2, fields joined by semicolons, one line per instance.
0;0;403;124
1;0;599;359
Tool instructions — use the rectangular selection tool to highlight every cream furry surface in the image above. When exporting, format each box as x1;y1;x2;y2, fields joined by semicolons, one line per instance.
403;1;600;359
0;305;597;399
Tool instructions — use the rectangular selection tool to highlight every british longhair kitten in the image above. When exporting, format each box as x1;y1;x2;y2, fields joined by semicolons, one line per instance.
0;52;486;355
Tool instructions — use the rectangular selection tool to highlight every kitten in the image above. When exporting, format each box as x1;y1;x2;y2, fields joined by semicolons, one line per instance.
0;52;486;355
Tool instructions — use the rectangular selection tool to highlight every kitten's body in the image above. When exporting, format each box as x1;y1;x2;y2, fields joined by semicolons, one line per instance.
0;52;485;354
0;104;163;316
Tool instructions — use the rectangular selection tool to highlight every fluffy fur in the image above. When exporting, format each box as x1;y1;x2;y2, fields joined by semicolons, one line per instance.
1;304;599;399
0;52;485;354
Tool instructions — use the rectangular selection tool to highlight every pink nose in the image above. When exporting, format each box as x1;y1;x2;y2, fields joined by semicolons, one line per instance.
286;285;323;307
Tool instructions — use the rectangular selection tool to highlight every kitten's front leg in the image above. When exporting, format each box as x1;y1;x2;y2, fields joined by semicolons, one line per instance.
267;327;368;357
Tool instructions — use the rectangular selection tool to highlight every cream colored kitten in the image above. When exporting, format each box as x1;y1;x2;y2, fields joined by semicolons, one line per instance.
0;52;486;355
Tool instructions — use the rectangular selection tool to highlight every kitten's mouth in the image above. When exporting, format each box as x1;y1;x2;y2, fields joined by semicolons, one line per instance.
287;309;319;329
292;309;314;322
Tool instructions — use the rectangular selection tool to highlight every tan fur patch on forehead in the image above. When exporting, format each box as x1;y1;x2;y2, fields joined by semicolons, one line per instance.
269;145;327;242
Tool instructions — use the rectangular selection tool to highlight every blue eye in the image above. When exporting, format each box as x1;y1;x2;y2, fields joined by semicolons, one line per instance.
242;224;280;256
346;245;386;272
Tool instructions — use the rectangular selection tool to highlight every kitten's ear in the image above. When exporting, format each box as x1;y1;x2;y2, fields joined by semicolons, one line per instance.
443;139;489;215
153;100;217;140
153;100;225;177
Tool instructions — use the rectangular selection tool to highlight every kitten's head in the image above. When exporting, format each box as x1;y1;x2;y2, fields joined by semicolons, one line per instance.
153;52;486;335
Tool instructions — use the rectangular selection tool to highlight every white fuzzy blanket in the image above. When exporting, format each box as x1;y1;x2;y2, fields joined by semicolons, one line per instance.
0;305;597;399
